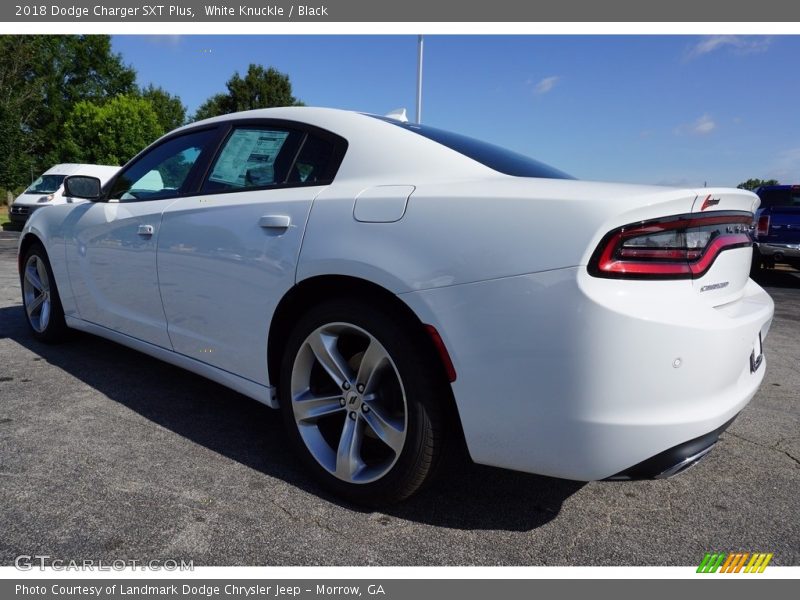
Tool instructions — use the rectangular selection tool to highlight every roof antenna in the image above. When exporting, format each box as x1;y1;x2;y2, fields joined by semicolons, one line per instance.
384;108;409;122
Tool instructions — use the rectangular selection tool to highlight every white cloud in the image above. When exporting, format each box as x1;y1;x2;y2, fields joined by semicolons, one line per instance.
144;35;183;48
676;114;716;136
687;36;771;59
655;176;694;187
692;114;716;134
766;147;800;182
534;76;560;95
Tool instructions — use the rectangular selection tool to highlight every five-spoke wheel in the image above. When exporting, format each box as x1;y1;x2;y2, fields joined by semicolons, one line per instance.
22;254;52;333
290;322;408;485
280;299;444;505
20;243;67;342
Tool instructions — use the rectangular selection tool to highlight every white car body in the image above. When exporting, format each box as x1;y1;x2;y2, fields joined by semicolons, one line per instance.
10;163;120;223
19;107;774;484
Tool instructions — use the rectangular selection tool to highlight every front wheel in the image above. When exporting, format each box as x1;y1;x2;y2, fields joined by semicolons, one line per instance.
21;243;68;342
279;299;444;505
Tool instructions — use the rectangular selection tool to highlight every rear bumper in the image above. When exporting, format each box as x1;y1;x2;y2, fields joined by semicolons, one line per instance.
400;267;774;481
607;415;736;479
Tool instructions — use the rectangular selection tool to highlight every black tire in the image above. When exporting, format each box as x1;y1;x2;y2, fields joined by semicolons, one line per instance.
279;298;445;506
20;242;68;342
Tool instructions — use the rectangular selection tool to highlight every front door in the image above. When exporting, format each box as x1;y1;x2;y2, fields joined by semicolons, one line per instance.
64;127;219;348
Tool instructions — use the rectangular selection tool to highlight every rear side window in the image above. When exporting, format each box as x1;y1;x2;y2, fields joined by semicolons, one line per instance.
203;127;303;193
288;135;336;184
202;126;343;193
758;188;800;208
370;115;574;179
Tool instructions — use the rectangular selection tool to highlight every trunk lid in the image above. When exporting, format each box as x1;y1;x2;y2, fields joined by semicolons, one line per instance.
689;188;759;306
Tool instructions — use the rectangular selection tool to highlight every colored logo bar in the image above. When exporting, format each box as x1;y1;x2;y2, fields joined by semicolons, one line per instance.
697;552;773;573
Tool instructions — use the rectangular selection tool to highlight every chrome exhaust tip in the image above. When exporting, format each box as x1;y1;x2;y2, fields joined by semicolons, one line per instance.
606;415;736;481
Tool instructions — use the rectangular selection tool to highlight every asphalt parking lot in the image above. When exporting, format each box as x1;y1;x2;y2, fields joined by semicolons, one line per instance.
0;228;798;566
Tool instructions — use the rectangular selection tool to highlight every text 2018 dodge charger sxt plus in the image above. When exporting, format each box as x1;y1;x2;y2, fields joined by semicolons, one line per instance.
18;107;774;504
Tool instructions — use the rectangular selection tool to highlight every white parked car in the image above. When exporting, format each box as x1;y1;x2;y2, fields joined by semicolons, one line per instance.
9;163;120;224
18;107;774;504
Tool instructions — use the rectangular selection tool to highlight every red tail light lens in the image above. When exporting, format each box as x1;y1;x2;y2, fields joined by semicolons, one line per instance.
424;325;457;383
756;214;770;238
588;212;753;279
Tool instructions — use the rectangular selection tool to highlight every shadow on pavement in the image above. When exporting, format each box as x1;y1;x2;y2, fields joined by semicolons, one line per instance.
750;266;800;289
0;304;582;531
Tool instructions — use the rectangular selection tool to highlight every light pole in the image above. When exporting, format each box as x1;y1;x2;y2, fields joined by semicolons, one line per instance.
416;35;424;124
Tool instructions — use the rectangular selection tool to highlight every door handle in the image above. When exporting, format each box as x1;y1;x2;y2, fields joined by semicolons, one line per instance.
137;224;155;236
258;215;291;229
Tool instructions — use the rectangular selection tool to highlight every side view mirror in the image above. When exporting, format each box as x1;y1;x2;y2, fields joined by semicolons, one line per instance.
63;175;102;201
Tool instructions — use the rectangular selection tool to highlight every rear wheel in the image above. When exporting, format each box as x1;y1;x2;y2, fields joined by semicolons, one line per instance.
21;243;68;342
279;299;444;505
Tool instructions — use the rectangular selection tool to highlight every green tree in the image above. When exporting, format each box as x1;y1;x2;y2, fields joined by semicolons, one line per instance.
63;95;163;166
140;84;187;132
0;35;137;188
194;64;303;121
0;37;60;190
737;178;779;191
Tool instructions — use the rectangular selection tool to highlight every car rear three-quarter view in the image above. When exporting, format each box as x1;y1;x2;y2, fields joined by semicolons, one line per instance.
17;107;774;505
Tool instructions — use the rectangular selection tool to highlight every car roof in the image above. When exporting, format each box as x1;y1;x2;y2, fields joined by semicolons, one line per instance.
173;107;505;182
42;163;120;176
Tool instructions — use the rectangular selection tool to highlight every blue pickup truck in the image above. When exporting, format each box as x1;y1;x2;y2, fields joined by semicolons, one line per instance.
751;184;800;273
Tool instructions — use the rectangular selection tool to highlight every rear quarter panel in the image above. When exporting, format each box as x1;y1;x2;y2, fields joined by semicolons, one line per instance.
298;178;702;292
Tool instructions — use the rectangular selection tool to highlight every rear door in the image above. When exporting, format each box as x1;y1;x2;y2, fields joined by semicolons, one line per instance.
65;127;220;348
156;122;347;385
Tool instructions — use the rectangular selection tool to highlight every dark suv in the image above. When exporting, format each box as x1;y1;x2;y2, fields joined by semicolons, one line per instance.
752;185;800;272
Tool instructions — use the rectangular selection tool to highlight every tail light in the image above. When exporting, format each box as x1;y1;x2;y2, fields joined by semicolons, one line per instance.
588;211;753;279
756;214;770;238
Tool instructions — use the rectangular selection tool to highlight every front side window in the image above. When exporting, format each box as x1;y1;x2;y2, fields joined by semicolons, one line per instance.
109;129;216;201
25;174;66;194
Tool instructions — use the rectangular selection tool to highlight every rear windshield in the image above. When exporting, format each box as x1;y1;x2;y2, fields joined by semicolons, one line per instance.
25;174;66;194
757;187;800;209
370;116;574;180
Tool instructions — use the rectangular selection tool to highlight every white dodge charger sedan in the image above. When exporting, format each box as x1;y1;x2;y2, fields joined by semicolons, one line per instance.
18;107;774;504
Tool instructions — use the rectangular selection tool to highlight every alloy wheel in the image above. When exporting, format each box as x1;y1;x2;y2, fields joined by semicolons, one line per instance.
290;322;408;484
22;254;52;333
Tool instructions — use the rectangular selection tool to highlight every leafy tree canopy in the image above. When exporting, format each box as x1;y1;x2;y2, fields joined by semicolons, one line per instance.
194;64;304;121
63;95;163;166
0;35;136;188
140;84;187;132
737;178;780;191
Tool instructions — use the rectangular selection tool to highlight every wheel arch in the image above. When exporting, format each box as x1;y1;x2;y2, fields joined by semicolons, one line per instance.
267;274;465;444
17;232;44;275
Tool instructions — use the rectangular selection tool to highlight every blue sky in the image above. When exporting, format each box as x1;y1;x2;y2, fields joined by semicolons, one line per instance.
112;35;800;187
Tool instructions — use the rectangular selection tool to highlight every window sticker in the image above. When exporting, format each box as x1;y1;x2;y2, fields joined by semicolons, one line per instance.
209;129;289;187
